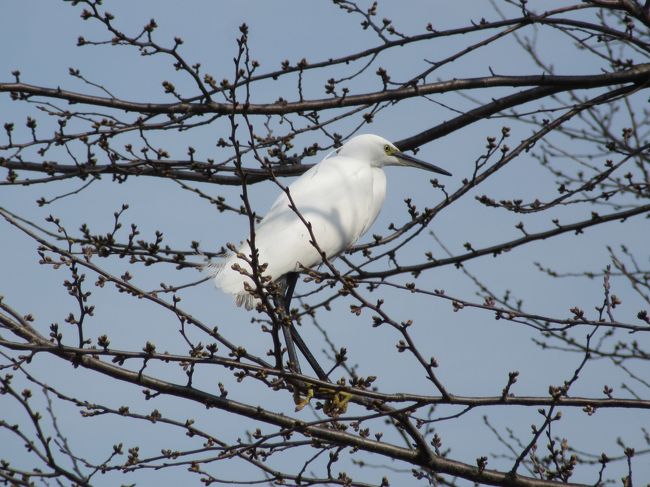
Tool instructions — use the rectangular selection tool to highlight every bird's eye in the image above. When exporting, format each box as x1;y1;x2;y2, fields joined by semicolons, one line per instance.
383;144;392;155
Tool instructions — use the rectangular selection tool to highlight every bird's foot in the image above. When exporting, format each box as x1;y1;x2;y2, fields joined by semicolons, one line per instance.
322;390;351;417
293;386;351;417
293;386;314;412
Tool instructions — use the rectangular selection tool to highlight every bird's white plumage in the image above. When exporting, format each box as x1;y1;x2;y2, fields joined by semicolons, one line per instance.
212;134;450;309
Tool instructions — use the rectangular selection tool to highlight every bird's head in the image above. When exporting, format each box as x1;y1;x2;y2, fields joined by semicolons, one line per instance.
338;134;452;176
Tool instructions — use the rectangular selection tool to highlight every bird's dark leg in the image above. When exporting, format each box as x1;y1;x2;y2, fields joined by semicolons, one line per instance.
283;272;328;381
289;322;328;381
280;273;301;375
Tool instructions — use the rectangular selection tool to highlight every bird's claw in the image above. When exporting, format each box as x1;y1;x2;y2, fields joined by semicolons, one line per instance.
293;386;314;412
322;390;351;417
293;386;351;416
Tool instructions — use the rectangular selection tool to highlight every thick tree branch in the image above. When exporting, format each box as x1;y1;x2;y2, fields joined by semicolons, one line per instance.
0;310;590;487
2;65;649;116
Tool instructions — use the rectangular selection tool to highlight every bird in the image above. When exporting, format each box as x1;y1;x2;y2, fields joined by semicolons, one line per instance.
210;134;451;380
212;134;451;309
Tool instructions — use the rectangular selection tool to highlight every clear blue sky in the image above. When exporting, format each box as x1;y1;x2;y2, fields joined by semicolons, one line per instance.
1;2;648;485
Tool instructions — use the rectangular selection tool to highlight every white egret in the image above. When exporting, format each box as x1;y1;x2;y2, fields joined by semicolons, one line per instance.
211;134;451;379
213;134;451;308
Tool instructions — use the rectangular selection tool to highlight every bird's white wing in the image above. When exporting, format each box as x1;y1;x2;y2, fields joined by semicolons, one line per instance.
256;155;378;273
213;155;385;306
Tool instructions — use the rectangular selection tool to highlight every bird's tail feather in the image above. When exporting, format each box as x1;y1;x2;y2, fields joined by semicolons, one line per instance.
235;292;255;310
203;256;258;310
204;250;289;311
202;259;225;277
